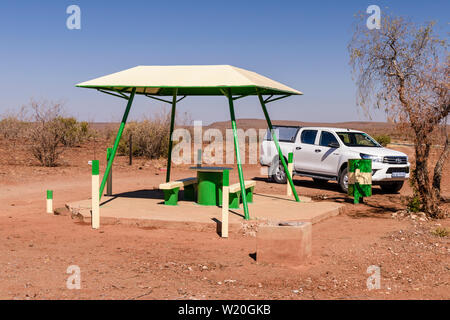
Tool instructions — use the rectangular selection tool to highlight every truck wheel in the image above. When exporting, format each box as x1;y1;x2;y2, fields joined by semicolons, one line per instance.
271;159;287;184
380;182;404;194
338;167;349;193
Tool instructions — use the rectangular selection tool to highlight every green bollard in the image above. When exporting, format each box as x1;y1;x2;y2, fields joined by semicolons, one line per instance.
348;159;372;204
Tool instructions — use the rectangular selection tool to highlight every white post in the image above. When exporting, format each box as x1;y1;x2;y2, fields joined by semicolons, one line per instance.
46;190;53;214
197;148;202;167
91;160;100;229
287;152;294;196
221;186;229;238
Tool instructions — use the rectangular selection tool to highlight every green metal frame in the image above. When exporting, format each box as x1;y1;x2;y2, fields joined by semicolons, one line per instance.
92;84;300;216
256;90;300;202
99;88;136;200
78;84;300;97
166;89;178;182
222;88;250;220
106;147;113;196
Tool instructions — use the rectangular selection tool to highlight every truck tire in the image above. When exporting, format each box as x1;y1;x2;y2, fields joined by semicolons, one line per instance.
338;167;349;193
380;181;404;194
270;158;287;184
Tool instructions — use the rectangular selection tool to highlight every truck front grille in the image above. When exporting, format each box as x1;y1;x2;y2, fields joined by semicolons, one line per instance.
383;156;407;165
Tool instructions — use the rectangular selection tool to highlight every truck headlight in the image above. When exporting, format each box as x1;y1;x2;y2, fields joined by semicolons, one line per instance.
360;153;383;163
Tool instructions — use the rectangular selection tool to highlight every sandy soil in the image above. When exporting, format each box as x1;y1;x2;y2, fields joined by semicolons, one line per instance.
0;140;449;300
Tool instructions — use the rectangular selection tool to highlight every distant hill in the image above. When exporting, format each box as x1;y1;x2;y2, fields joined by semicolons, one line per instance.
90;119;448;143
206;119;396;131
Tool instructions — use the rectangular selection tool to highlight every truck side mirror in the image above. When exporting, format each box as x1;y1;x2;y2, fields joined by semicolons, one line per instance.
328;142;340;148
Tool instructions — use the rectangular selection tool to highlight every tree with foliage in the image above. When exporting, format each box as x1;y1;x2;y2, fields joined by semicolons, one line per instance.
349;13;449;218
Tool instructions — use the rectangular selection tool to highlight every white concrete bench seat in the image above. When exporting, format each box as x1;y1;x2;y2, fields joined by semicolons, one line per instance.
159;177;198;205
227;180;256;208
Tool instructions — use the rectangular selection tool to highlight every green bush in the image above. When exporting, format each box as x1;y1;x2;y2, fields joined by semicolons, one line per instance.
0;108;29;142
27;101;92;167
117;112;171;159
431;227;449;238
407;195;422;213
373;134;391;147
56;117;91;147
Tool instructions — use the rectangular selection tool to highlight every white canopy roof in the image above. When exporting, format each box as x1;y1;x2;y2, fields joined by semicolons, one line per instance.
76;65;303;96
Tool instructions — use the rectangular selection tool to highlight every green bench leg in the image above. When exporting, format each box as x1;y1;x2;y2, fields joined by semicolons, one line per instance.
240;187;254;204
245;186;254;203
229;191;241;209
163;187;179;205
184;184;196;201
239;187;254;204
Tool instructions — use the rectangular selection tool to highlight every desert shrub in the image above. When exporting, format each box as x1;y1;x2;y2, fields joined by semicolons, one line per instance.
28;101;66;167
117;111;171;159
373;134;391;147
431;227;449;238
0;108;28;142
56;117;91;147
0;117;25;141
407;195;422;213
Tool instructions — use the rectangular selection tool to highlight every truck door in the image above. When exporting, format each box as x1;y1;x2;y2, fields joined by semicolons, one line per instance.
294;129;320;172
314;130;341;175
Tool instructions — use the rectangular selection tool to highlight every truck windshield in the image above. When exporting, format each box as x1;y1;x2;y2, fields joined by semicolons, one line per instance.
265;126;300;142
336;132;381;147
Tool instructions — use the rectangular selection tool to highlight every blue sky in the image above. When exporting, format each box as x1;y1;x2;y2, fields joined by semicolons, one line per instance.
0;0;448;124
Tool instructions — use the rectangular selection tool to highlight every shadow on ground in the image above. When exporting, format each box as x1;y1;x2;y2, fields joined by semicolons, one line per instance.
253;176;406;219
101;189;165;206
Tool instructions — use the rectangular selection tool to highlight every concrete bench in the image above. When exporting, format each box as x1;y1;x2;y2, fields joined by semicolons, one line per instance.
159;177;197;205
228;180;256;209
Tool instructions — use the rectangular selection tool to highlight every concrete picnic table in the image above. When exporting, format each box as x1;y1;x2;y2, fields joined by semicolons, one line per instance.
189;166;232;206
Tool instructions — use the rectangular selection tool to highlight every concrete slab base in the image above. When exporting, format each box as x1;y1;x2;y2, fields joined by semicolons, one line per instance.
65;190;343;232
256;221;312;266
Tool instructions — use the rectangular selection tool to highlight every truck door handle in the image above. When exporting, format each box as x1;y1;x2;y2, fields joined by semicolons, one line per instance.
315;149;321;153
296;147;302;150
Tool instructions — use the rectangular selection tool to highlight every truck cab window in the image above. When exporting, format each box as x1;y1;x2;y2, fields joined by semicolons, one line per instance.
319;131;338;147
265;126;299;142
300;130;318;145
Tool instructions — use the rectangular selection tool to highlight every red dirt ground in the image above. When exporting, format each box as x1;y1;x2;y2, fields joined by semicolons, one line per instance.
0;139;449;300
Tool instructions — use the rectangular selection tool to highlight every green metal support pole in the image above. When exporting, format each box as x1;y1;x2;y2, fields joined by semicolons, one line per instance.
257;91;300;202
166;88;178;182
99;88;136;200
226;88;250;220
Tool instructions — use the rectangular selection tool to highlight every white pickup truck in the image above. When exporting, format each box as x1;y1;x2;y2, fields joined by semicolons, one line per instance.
260;126;410;193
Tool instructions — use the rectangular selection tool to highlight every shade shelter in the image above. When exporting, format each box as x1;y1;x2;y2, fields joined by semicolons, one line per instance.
77;65;303;220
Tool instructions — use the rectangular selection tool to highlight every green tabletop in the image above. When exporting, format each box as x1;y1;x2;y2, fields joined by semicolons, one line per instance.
189;166;232;206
